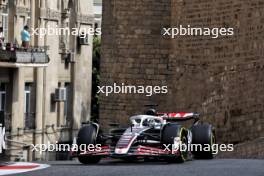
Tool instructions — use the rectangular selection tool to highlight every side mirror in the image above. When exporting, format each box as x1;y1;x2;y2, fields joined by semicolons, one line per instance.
145;109;157;116
130;124;134;132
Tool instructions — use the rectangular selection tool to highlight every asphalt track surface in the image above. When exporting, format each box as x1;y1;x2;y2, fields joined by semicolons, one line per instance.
8;159;264;176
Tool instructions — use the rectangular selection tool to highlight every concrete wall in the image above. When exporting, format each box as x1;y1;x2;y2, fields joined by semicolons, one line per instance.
100;0;264;144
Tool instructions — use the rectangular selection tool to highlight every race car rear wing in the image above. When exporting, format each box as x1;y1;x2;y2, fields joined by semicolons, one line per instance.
157;112;200;121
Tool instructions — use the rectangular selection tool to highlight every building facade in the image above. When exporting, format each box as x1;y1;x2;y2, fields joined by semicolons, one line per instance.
100;0;264;149
93;0;102;29
0;0;94;161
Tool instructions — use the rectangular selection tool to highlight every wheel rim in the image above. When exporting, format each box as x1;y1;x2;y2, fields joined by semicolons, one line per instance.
211;133;216;145
181;136;188;161
210;132;216;155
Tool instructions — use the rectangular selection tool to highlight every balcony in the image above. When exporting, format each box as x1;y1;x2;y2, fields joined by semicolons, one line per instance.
0;44;50;68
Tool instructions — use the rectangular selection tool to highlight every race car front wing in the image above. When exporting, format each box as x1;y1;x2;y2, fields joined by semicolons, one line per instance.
71;145;179;158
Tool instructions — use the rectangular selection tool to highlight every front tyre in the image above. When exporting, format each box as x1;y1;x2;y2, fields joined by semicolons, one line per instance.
77;124;101;164
162;123;188;163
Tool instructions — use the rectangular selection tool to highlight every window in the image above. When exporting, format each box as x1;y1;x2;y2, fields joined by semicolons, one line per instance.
2;13;8;41
64;82;71;125
24;83;35;129
0;83;6;112
24;83;30;114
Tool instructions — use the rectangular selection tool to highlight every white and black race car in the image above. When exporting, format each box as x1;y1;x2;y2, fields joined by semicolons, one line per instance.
71;109;216;164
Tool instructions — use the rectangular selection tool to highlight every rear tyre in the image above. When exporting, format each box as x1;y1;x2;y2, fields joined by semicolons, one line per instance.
161;123;188;163
77;124;101;164
191;123;215;159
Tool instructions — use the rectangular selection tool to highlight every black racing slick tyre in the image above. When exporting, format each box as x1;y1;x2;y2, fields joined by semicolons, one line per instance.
191;123;216;159
161;123;188;163
77;124;101;164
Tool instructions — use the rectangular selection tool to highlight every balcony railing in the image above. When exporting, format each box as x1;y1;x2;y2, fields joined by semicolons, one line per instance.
0;44;50;64
0;112;36;131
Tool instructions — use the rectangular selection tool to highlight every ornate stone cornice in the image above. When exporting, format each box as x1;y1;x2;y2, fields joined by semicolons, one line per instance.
40;8;61;21
15;6;30;16
77;14;94;24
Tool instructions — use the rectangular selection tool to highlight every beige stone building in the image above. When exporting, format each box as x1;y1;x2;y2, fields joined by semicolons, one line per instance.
93;0;102;29
0;0;94;161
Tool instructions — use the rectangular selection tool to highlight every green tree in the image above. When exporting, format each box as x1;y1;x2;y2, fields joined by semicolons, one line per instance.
91;36;101;122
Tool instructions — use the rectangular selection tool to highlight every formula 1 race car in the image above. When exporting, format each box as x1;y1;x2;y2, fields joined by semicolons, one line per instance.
71;108;216;164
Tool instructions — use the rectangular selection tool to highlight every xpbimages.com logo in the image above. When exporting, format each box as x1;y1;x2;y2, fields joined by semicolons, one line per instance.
97;83;168;97
31;26;102;38
0;124;6;154
163;139;234;155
